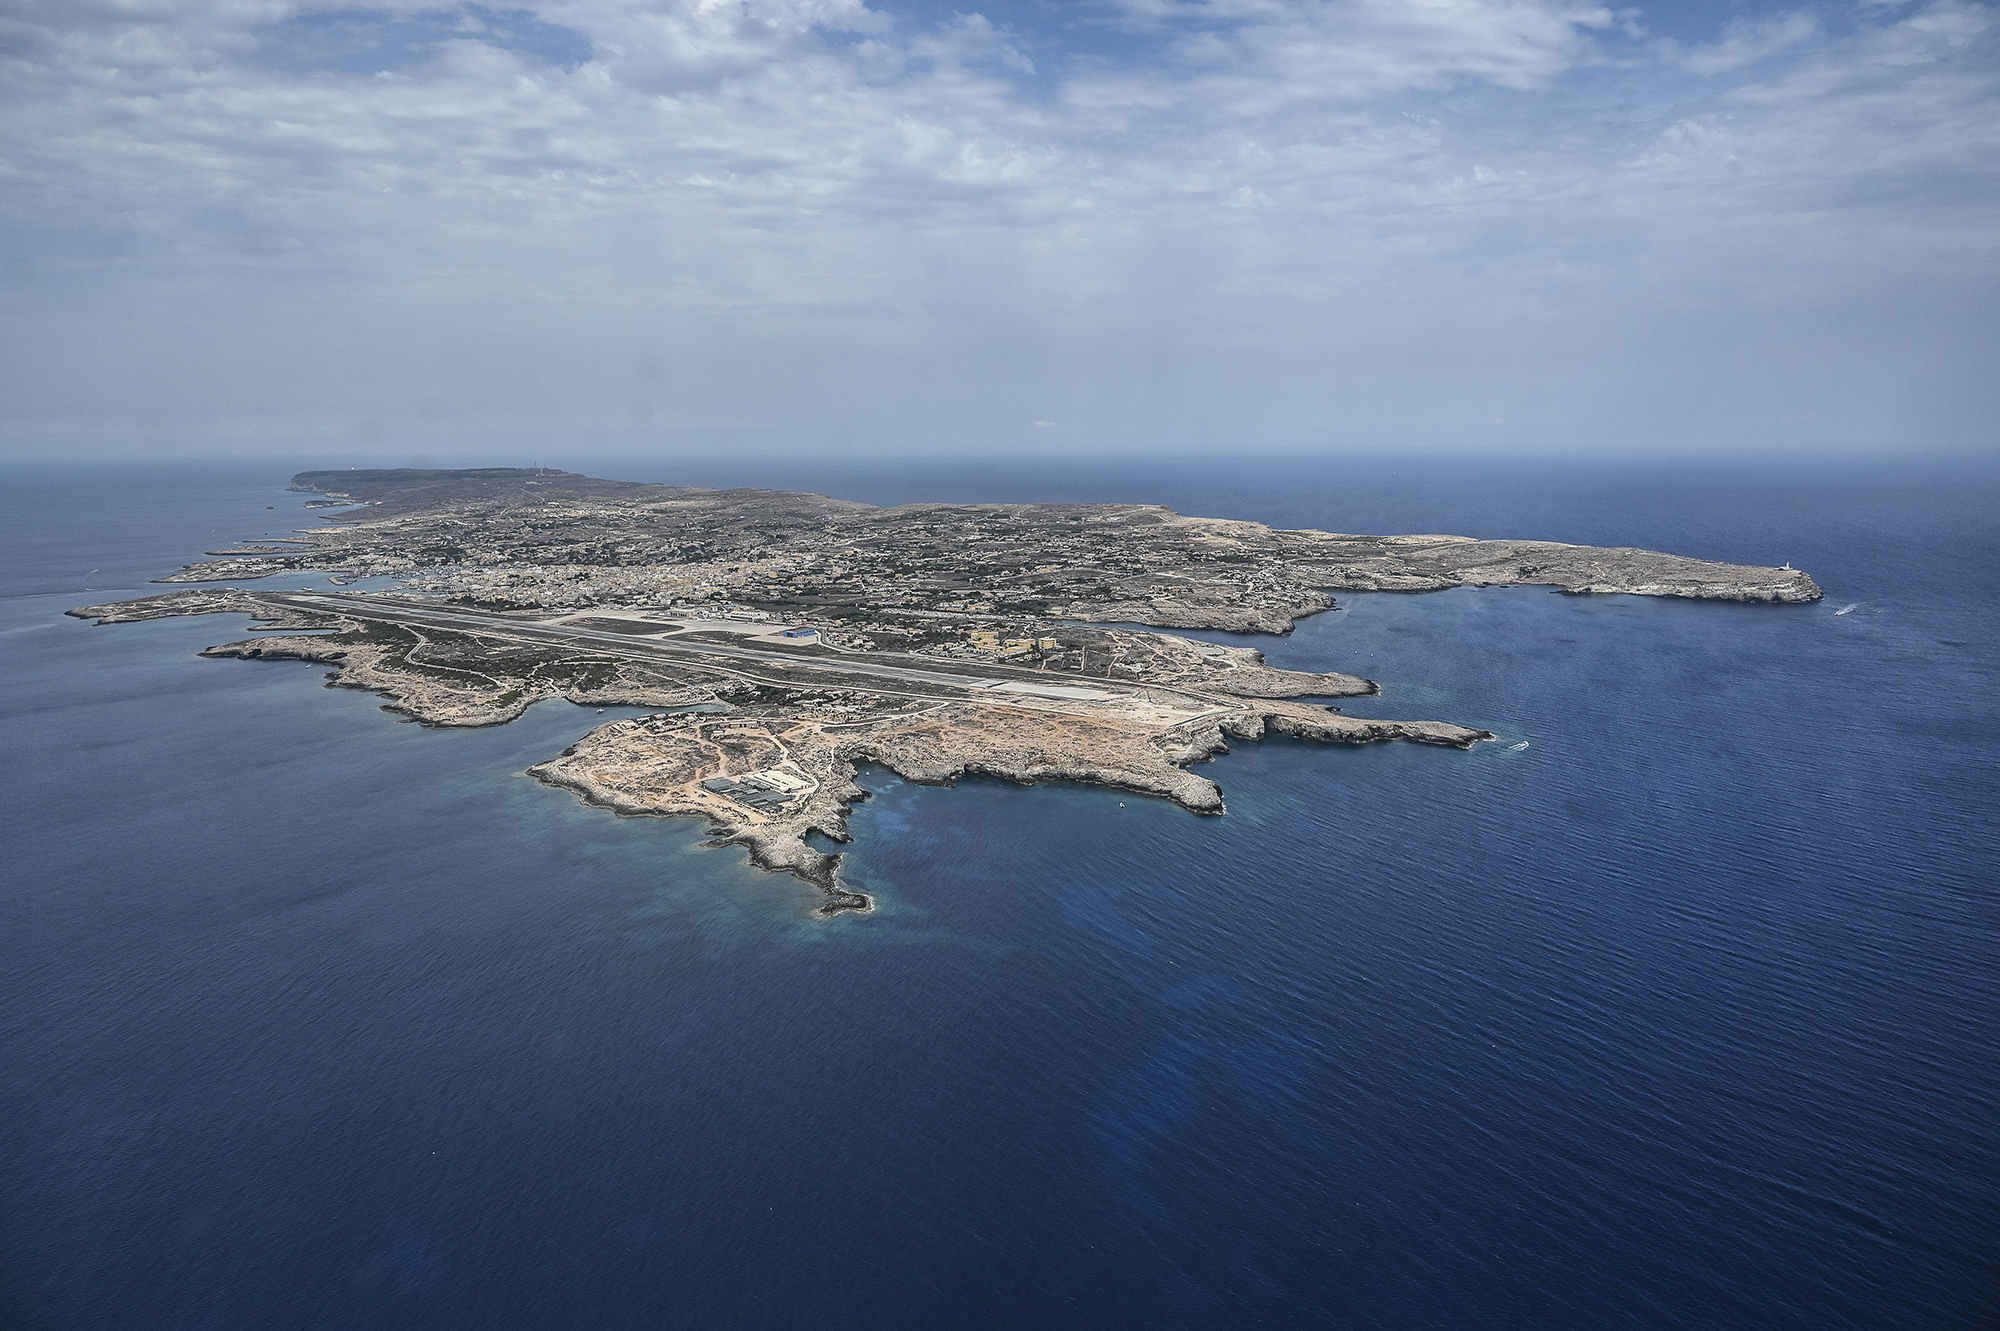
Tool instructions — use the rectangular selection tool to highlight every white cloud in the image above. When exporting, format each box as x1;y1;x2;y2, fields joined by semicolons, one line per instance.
0;1;1994;456
1680;11;1819;75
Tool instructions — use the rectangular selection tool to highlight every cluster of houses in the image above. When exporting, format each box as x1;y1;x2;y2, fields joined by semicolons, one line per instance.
965;628;1059;658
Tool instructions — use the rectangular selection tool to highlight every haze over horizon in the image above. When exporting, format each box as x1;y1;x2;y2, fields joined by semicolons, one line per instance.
3;0;1996;462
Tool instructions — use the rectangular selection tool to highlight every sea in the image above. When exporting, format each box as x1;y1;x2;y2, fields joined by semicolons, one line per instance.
2;455;1995;1330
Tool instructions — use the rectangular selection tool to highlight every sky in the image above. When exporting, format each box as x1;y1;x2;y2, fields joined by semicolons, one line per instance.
1;0;1995;462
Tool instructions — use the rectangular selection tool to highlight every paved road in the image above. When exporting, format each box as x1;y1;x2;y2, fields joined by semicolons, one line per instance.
262;593;1113;702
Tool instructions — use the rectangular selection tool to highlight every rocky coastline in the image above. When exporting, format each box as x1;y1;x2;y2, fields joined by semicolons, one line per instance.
66;467;1819;914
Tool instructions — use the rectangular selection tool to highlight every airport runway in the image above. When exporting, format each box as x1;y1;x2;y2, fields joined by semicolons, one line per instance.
260;593;1111;702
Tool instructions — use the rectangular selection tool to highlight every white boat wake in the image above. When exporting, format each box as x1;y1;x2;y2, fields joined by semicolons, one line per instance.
1835;603;1859;615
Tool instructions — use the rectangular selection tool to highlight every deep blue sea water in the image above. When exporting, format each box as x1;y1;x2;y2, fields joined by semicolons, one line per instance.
2;456;1995;1330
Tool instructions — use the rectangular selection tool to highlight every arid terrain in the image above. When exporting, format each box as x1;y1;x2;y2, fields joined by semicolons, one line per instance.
71;468;1820;912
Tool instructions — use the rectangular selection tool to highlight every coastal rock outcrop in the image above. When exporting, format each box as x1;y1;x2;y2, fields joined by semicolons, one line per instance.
528;697;1492;915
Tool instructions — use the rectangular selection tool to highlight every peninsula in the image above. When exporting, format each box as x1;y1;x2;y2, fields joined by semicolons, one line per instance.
72;468;1821;913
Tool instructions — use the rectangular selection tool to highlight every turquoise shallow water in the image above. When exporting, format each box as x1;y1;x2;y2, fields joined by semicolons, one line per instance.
2;457;1995;1330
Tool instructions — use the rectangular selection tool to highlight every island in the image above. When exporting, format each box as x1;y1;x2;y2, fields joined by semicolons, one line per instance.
71;468;1821;914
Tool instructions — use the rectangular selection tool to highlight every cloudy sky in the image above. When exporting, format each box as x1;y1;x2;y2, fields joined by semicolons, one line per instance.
2;0;1995;460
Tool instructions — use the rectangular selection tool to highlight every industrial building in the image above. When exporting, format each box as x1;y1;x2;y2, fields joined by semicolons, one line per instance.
700;768;813;812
